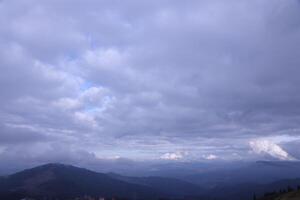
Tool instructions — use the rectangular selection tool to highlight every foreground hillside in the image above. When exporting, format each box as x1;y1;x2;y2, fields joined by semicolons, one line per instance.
259;189;300;200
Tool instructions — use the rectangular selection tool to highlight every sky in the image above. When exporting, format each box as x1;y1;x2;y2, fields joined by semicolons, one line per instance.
1;0;300;172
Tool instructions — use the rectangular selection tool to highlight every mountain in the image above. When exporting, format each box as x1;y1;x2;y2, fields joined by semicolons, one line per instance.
183;161;300;188
206;178;300;200
2;161;300;200
177;161;300;200
0;163;205;200
0;163;160;200
108;173;204;197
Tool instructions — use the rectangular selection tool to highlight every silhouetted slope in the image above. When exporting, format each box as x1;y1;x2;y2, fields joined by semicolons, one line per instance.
0;163;160;200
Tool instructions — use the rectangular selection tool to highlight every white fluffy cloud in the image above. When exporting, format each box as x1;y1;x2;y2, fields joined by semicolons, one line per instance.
249;139;295;161
160;152;186;160
203;154;218;160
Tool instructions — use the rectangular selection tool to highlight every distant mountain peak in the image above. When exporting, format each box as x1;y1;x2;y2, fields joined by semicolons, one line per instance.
255;160;300;167
0;163;206;200
37;162;75;168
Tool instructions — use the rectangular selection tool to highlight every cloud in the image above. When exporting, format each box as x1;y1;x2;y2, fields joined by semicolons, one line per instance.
203;154;218;160
0;0;300;170
53;98;81;110
160;152;186;161
249;139;296;161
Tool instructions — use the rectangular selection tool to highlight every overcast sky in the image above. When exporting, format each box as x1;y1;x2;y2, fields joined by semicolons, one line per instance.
1;0;300;171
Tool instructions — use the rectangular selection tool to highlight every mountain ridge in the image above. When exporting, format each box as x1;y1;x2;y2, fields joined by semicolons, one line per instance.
0;163;204;200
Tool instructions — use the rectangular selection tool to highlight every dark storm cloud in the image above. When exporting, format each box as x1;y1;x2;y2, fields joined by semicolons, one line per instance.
0;0;300;168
